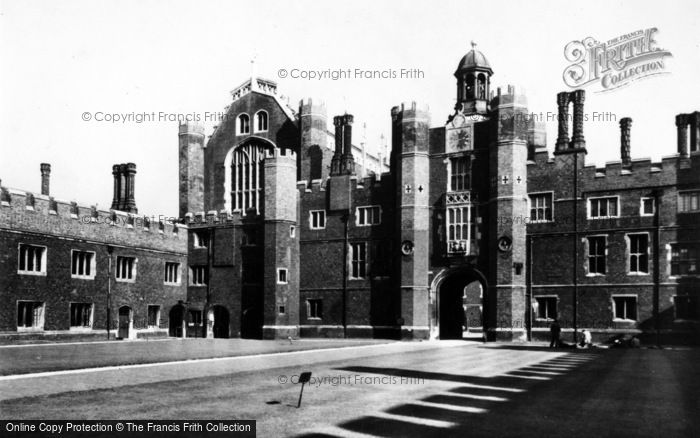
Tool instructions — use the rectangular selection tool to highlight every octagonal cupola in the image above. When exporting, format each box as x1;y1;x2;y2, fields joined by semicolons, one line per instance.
455;42;493;115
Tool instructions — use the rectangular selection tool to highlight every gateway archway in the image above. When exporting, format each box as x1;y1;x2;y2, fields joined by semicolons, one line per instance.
432;268;488;340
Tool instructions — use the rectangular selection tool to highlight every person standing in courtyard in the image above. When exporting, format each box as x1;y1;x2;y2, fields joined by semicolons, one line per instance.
550;319;561;348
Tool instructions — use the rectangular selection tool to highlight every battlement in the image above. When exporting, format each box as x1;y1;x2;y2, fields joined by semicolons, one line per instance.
299;98;327;117
183;209;245;227
392;101;430;121
490;84;528;108
179;121;205;135
297;172;391;197
0;187;186;253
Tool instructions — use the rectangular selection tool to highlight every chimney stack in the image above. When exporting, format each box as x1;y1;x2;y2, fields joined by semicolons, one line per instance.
110;163;138;213
330;116;343;176
676;114;688;158
340;114;355;175
40;163;51;196
620;118;632;167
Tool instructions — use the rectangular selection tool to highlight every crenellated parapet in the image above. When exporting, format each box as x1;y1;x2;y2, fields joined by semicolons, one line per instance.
0;188;186;253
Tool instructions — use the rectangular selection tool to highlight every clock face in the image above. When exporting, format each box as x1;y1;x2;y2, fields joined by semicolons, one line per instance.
497;236;512;252
401;240;414;255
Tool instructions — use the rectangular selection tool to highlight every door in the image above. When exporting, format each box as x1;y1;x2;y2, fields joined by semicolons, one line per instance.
118;306;131;339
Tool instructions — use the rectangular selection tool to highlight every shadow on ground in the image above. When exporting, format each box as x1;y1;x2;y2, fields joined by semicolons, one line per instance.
297;348;699;438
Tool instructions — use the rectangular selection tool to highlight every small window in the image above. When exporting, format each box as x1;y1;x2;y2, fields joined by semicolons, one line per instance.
190;266;207;286
164;262;180;284
17;301;44;330
350;242;367;279
237;114;250;135
71;250;96;279
310;210;326;229
674;296;699;320
670;244;699;276
277;268;288;284
307;299;322;319
678;191;700;213
534;297;557;320
115;256;136;281
356;206;381;226
255;111;268;132
290;226;296;238
70;303;93;328
640;197;655;216
628;233;649;274
588;197;619;219
529;193;553;222
193;231;209;248
587;236;607;275
278;305;285;315
147;305;161;328
18;244;47;275
613;296;637;321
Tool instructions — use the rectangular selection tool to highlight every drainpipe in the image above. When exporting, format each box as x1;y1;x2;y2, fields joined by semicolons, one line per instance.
341;214;349;338
526;235;533;341
572;153;579;344
653;190;662;348
205;228;213;339
107;245;113;340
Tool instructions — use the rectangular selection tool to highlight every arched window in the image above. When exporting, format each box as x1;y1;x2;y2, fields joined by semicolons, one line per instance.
255;111;268;132
237;114;250;135
231;143;265;214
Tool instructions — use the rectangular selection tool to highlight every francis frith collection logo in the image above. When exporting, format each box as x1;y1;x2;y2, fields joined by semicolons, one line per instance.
562;27;672;92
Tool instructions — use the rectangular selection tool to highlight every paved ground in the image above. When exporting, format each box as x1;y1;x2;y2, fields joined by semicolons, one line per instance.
1;341;698;437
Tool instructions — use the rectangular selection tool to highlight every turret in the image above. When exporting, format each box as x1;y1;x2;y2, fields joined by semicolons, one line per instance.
179;121;205;218
454;42;493;116
299;98;328;181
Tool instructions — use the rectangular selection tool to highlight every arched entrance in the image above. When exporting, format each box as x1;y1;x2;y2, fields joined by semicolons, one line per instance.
169;304;185;338
211;305;230;338
117;306;133;340
432;268;487;340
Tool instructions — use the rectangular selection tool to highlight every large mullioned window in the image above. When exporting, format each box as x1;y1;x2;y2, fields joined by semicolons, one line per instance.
231;143;265;214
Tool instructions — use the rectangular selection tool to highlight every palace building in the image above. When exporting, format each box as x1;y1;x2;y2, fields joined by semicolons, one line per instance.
1;46;699;343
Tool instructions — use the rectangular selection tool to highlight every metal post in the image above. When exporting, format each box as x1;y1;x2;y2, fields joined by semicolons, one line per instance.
341;214;349;338
573;153;579;344
107;246;113;340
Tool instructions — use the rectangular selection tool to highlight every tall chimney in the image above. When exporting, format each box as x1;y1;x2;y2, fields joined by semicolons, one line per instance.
111;164;121;210
676;114;688;158
620;117;632;167
340;114;355;175
571;90;586;149
40;163;51;196
124;162;137;213
692;112;700;154
555;92;570;152
330;116;343;176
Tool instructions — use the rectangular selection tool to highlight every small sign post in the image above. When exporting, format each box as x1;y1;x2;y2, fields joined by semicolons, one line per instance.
297;372;312;408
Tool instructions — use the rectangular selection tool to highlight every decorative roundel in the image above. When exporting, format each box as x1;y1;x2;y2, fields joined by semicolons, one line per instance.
497;235;512;252
401;240;414;255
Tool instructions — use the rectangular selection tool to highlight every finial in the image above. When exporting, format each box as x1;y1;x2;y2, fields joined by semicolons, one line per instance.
471;40;477;49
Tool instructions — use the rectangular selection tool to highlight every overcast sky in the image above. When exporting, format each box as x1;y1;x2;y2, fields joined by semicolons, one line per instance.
1;0;698;217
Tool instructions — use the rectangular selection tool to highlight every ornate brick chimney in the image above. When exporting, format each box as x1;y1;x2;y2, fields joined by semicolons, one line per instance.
620;118;632;167
40;163;51;196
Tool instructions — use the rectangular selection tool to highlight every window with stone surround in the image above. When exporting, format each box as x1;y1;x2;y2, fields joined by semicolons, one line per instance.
310;210;326;229
627;233;649;274
277;268;288;284
529;192;553;222
587;236;607;275
230;143;265;214
70;303;93;328
164;262;180;284
588;196;619;219
71;250;96;279
115;256;136;281
193;231;209;248
237;113;250;135
350;242;367;279
307;299;322;319
640;197;655;216
18;244;46;275
450;157;470;191
190;265;207;286
255;110;268;132
17;301;44;330
356;206;381;226
447;205;473;254
613;296;637;321
534;296;557;320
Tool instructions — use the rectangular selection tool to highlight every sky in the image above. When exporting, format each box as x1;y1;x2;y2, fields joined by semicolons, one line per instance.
1;0;699;217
